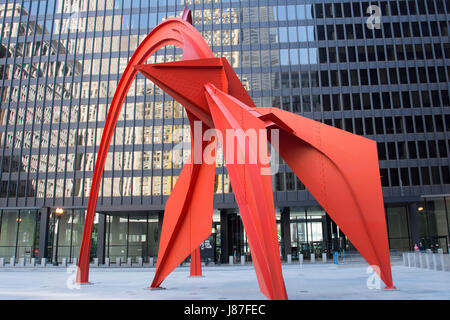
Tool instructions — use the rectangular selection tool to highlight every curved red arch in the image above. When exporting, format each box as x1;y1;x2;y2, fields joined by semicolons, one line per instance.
76;17;213;283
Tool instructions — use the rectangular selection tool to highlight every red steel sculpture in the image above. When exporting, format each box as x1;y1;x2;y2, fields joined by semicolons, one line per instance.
76;8;395;300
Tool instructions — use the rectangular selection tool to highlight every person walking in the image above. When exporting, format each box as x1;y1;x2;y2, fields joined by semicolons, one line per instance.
332;233;339;264
418;242;425;251
339;236;346;263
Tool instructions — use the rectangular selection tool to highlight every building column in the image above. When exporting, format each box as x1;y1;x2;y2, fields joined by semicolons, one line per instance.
408;202;420;247
96;213;106;264
220;209;230;264
329;216;339;253
280;207;291;260
157;211;164;244
322;214;331;255
38;207;50;260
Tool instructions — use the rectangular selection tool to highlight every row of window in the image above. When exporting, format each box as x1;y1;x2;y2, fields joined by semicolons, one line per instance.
377;140;449;161
0;172;235;198
5;86;448;122
275;164;450;192
317;115;450;136
277;67;450;89
316;44;450;65
2;0;181;19
0;102;189;128
317;21;449;42
3;161;450;199
282;42;450;66
3;15;449;56
312;0;450;19
6;18;448;53
0;174;181;198
380;166;450;187
0;148;194;172
15;0;449;24
3;41;449;87
2;110;449;153
272;90;450;113
190;1;450;23
4;65;449;109
7;0;178;15
2;116;448;174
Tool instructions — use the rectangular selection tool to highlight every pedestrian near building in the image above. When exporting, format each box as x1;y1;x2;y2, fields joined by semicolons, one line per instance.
418;242;425;251
332;234;339;264
339;236;346;262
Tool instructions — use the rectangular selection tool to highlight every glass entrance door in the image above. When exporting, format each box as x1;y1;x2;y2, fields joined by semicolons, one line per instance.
16;210;38;260
289;207;325;260
0;210;38;260
105;213;160;263
0;210;19;259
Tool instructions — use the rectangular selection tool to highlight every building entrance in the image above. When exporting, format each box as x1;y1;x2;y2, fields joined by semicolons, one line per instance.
105;213;160;263
0;209;38;260
289;216;324;259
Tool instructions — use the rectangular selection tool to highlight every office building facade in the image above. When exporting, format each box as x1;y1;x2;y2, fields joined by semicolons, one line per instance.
0;0;449;265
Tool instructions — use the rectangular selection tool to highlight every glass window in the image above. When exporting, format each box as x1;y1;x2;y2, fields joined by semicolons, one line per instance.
424;198;449;252
288;26;297;42
287;5;296;20
390;168;400;186
295;5;304;20
277;5;286;20
408;0;417;14
421;167;431;185
291;72;299;88
280;49;289;65
380;168;389;186
411;167;420;185
386;207;411;251
278;27;288;42
107;215;128;261
275;173;285;191
336;25;345;40
299;48;309;64
314;3;323;18
307;26;315;41
286;172;295;190
0;210;19;258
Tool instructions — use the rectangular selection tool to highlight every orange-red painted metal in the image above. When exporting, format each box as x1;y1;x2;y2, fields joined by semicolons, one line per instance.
190;247;202;277
149;110;216;288
75;16;214;284
204;84;288;299
257;107;395;290
76;10;395;298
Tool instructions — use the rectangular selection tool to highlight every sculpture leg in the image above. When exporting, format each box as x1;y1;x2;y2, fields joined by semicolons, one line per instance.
257;107;395;289
204;84;288;300
190;247;202;277
150;114;216;288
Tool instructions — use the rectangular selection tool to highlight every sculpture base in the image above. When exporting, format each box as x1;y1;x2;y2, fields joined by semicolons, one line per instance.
148;286;166;290
383;286;398;291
